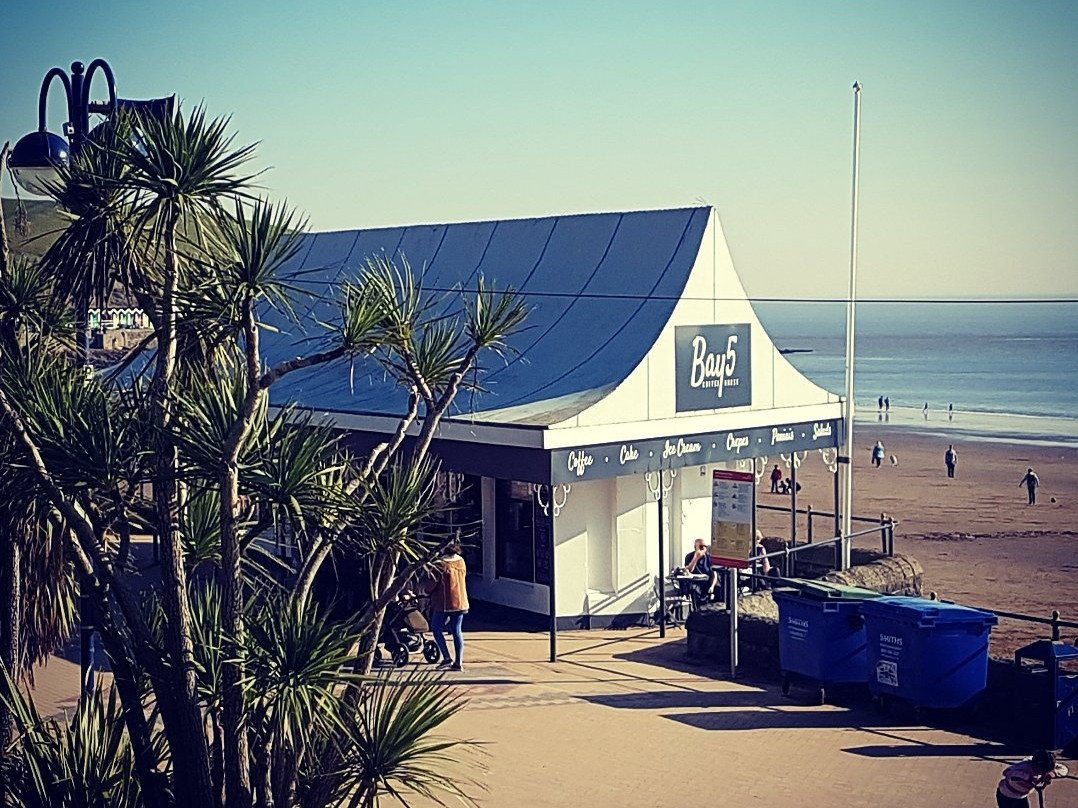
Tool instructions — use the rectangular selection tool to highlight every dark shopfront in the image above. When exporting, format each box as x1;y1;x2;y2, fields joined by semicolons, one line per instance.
340;416;842;638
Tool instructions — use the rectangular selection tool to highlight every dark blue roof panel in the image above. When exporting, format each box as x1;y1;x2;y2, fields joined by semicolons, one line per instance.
262;207;710;424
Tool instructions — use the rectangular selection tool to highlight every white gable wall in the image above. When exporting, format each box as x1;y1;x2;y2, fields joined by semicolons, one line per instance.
561;209;838;431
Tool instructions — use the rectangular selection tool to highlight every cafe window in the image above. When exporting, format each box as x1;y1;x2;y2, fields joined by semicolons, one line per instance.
495;479;537;582
435;472;484;575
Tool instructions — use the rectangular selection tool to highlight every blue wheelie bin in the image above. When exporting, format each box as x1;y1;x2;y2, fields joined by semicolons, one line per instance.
774;581;884;704
860;597;998;712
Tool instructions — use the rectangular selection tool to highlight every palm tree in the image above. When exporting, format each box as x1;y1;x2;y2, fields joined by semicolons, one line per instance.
1;102;528;808
119;103;258;808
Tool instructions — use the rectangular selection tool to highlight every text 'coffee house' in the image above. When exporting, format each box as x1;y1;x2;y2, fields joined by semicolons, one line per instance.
263;207;844;633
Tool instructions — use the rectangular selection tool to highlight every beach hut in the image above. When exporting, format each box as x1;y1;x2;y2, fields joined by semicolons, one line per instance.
261;206;843;628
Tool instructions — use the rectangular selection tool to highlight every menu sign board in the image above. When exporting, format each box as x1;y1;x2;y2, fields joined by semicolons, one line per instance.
710;469;755;568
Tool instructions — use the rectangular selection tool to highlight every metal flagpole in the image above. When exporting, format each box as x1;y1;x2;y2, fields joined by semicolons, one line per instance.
841;81;863;570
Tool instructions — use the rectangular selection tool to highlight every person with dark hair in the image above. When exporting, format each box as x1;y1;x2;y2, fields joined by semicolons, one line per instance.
429;542;470;671
684;538;718;602
769;464;783;493
1020;467;1040;505
944;444;957;478
996;749;1068;807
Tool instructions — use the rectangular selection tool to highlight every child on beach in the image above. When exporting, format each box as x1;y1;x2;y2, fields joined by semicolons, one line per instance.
995;750;1068;807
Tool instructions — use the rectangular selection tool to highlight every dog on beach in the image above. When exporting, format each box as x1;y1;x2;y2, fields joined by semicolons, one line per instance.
889;455;899;466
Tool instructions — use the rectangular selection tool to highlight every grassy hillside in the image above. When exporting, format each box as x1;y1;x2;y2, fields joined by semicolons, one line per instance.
2;197;66;257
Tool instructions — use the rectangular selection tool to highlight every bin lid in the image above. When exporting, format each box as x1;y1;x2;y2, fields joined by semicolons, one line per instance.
775;579;885;601
1015;639;1078;663
860;596;999;626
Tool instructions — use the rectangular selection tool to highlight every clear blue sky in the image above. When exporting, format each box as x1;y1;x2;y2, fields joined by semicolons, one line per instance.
2;0;1075;300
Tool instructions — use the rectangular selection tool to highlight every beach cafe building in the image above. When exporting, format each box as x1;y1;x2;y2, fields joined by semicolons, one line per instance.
268;206;845;633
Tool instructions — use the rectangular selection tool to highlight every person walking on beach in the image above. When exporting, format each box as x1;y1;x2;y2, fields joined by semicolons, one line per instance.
922;402;929;419
944;444;957;478
1019;467;1040;505
871;440;885;468
429;541;470;671
884;396;889;412
878;395;884;412
769;464;783;493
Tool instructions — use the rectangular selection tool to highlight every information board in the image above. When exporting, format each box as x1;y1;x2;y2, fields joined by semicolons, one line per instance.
711;469;755;568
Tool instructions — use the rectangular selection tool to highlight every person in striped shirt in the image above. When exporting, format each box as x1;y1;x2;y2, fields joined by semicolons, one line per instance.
996;750;1068;807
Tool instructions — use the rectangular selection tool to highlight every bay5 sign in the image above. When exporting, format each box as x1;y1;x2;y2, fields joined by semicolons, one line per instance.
675;324;752;411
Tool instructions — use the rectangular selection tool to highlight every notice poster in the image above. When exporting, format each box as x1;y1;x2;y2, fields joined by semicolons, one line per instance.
711;469;755;568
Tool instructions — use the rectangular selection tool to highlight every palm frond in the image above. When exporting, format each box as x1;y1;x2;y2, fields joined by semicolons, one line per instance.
40;115;140;309
0;665;143;808
0;255;75;345
245;406;351;538
345;457;445;563
120;104;258;250
245;595;361;755
334;667;486;808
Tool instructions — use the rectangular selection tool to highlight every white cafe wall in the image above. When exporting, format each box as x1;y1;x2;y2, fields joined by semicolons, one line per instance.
469;207;838;622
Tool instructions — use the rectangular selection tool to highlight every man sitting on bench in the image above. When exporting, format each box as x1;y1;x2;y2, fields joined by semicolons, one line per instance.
683;538;719;604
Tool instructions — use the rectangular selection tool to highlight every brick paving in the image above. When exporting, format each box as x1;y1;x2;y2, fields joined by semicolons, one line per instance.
27;626;1077;807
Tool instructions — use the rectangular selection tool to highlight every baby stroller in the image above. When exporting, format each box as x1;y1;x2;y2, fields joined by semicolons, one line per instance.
375;592;441;667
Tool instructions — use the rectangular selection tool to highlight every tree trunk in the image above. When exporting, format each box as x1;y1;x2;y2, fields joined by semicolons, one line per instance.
0;520;21;800
95;609;172;808
219;465;252;808
210;710;225;808
151;216;215;806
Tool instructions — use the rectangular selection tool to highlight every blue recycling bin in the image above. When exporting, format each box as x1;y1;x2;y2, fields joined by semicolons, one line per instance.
774;581;883;703
1014;640;1078;751
861;597;998;710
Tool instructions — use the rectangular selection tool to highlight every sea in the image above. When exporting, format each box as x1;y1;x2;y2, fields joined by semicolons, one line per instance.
753;301;1078;446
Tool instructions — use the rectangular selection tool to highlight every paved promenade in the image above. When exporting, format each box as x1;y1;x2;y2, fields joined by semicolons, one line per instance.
29;626;1076;807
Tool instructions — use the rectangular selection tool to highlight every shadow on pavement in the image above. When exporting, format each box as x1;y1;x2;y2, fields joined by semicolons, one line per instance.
665;707;916;732
581;690;779;710
843;742;1019;759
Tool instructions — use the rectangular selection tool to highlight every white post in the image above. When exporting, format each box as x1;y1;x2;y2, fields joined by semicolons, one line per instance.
841;82;863;571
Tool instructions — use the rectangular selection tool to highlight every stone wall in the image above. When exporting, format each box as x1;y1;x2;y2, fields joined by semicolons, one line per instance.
685;553;924;672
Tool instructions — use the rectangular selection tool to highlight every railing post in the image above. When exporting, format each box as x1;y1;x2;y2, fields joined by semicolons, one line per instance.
807;505;814;544
880;512;886;554
1052;610;1061;641
790;463;798;547
782;545;790;578
886;516;895;556
834;533;842;572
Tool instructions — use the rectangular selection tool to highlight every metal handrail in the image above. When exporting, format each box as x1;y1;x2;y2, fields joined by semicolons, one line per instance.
751;518;899;576
758;502;882;525
928;594;1078;642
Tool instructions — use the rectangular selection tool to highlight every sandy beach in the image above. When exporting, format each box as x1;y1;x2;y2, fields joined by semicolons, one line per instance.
756;425;1078;656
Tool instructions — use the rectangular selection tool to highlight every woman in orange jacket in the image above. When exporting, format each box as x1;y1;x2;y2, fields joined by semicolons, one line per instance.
429;542;470;672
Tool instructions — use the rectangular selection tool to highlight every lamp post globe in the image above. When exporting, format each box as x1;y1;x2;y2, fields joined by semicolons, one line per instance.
8;130;71;196
8;59;117;197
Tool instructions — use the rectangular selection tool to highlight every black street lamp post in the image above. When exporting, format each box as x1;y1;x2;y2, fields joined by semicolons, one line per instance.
10;60;116;195
9;59;173;696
